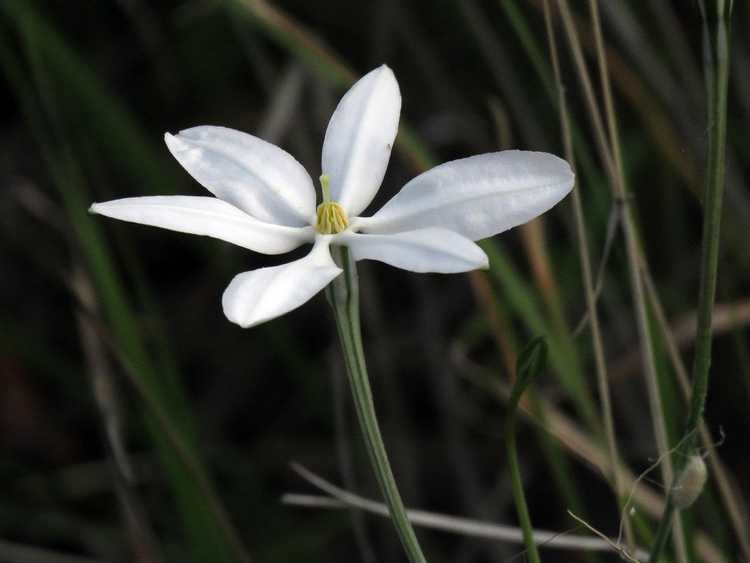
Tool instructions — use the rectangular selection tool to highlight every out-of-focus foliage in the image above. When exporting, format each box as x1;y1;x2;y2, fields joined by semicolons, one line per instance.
1;1;748;562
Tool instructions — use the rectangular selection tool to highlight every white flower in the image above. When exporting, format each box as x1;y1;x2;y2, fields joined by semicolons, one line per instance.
90;65;574;328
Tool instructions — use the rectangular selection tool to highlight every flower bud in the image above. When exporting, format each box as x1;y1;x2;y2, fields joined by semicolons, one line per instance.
672;455;708;510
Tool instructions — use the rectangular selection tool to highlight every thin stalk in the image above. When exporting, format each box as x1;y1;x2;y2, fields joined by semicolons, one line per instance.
326;247;427;563
331;353;378;563
542;0;632;549
588;1;689;556
505;400;541;563
555;0;687;557
649;2;733;561
642;265;750;559
284;463;651;560
685;0;732;462
504;339;547;563
648;500;676;563
456;353;727;563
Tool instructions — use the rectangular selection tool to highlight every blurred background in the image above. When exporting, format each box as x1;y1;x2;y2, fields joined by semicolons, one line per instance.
1;1;749;562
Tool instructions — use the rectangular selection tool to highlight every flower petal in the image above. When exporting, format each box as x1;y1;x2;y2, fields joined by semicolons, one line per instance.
339;228;488;273
358;151;574;241
322;65;401;216
222;237;342;328
90;196;313;254
165;126;316;227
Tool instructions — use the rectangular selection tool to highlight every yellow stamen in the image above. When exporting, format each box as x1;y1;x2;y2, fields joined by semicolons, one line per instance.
315;201;349;234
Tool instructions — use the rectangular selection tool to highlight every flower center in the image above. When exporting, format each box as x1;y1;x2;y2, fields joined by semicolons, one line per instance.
316;201;349;234
315;173;349;234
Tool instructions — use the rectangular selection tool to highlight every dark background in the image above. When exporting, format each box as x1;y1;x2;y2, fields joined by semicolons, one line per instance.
1;1;749;562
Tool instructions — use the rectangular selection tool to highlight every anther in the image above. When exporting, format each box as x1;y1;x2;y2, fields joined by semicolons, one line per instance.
315;201;349;234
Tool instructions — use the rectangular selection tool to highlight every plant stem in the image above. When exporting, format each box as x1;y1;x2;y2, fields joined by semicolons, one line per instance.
643;263;750;559
649;2;732;561
503;338;547;563
505;409;541;563
542;0;633;549
326;246;427;563
554;0;687;556
649;498;676;563
686;0;732;459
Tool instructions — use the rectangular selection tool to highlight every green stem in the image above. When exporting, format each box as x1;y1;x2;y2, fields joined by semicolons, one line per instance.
542;0;633;548
649;499;676;563
326;247;427;563
686;0;731;455
649;2;732;561
505;410;541;563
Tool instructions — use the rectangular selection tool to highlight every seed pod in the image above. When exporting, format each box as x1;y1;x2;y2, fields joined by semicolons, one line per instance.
672;455;708;510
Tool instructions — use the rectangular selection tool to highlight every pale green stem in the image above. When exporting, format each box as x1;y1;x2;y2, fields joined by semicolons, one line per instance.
326;246;427;563
649;2;732;561
505;406;541;563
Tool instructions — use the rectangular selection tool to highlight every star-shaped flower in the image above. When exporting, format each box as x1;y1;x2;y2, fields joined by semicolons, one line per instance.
91;65;573;328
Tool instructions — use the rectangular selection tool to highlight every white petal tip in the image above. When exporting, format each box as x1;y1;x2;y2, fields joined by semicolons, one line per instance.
164;132;185;152
221;249;342;329
221;292;260;329
376;63;394;75
366;150;576;241
469;248;490;271
225;315;255;330
545;152;575;192
321;65;401;216
373;65;397;88
165;131;202;156
88;203;99;215
221;265;342;330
